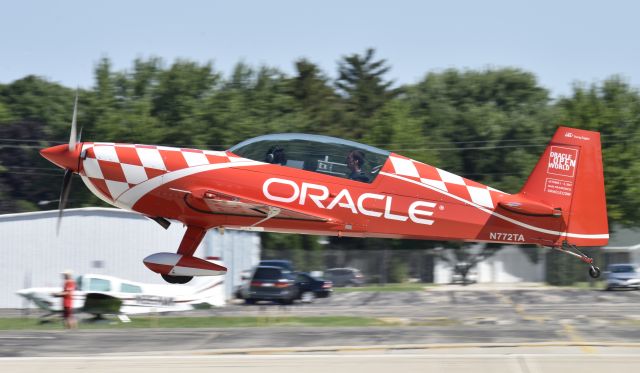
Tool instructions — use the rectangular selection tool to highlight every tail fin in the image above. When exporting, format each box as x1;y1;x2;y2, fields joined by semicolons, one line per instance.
520;126;608;246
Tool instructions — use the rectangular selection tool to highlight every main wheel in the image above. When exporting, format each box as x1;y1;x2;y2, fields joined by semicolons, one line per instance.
589;266;601;279
161;274;193;284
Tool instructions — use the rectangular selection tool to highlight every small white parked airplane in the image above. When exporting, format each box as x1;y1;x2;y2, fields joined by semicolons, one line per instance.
16;268;225;322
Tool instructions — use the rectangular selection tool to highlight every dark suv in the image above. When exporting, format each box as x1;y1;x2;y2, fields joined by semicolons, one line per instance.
244;266;298;304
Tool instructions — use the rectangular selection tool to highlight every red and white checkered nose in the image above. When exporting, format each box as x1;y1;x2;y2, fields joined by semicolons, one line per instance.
40;143;82;172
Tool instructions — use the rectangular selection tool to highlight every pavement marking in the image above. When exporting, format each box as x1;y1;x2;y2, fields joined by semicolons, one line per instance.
496;292;547;324
562;324;596;354
3;353;640;361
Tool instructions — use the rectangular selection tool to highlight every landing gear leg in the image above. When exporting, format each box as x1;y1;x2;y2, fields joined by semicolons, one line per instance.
161;225;206;285
553;241;601;279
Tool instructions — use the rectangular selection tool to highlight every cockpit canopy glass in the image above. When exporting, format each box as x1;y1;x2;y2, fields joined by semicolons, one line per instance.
229;133;390;183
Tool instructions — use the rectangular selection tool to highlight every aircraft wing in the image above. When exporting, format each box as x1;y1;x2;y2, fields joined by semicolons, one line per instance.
177;187;331;223
82;293;123;315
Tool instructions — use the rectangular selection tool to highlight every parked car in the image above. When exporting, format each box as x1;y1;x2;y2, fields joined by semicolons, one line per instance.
234;269;253;299
259;260;294;272
235;260;294;299
294;272;333;302
324;268;365;287
605;264;640;290
243;266;298;304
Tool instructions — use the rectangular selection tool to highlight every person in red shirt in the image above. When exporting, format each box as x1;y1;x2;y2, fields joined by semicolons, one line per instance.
60;271;77;329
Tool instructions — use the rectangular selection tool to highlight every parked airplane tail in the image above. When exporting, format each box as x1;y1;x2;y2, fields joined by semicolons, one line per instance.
518;126;609;246
179;257;226;307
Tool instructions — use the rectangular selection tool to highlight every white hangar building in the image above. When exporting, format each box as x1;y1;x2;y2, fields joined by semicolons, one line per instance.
0;208;260;308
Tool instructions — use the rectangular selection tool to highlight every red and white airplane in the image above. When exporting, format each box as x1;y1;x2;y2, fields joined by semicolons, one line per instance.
41;98;608;284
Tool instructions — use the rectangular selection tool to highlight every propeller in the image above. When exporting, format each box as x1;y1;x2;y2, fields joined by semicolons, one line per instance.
56;169;73;233
69;94;78;151
52;93;81;234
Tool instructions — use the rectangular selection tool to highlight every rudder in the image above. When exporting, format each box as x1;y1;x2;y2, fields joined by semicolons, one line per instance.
519;126;608;246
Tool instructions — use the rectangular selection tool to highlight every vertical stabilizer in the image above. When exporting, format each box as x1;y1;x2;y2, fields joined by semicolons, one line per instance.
519;127;608;246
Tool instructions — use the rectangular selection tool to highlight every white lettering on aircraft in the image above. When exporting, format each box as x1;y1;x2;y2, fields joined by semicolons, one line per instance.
547;146;578;178
489;232;525;242
262;178;436;225
548;151;576;171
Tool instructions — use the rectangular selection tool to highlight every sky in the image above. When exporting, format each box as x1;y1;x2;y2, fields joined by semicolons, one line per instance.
1;0;639;98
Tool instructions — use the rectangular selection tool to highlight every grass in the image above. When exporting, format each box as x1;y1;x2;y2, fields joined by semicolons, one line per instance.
0;315;444;331
333;283;432;292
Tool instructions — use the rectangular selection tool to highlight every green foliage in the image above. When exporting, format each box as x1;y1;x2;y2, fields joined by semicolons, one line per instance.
0;101;12;124
336;48;400;140
388;257;409;283
364;99;438;165
407;68;554;192
556;77;640;226
0;316;398;330
260;233;323;272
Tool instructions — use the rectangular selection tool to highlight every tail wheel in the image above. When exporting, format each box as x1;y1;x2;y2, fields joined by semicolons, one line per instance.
161;274;193;284
589;266;601;279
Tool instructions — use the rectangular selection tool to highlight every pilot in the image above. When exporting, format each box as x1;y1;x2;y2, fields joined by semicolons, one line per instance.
347;150;369;182
265;146;287;165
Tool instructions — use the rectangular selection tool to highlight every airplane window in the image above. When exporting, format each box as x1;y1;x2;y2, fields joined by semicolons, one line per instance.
229;133;390;183
88;278;112;292
76;276;84;291
120;283;142;293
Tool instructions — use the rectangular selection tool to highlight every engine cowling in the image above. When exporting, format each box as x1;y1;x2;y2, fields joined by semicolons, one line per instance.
143;252;227;277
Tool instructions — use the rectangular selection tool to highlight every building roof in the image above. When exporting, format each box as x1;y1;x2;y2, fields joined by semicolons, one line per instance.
604;226;640;251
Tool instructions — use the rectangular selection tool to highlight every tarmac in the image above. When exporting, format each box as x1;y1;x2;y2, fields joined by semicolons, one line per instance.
2;350;640;373
1;285;639;371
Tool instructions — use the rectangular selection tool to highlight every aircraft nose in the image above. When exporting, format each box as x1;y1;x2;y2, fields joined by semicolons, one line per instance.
40;144;81;172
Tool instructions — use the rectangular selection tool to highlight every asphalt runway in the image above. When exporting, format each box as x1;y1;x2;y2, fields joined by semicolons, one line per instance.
1;286;639;370
217;285;640;323
2;352;640;373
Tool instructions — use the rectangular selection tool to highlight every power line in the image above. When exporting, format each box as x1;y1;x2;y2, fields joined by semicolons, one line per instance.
1;132;639;156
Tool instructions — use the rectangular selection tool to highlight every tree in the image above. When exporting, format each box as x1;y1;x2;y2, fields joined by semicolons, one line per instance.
365;99;438;165
335;48;400;139
0;77;84;213
288;59;343;134
407;68;554;193
151;59;220;147
556;77;640;226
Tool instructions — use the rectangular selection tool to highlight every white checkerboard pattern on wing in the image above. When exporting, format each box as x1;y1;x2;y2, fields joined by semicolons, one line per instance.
81;143;243;201
388;155;505;209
